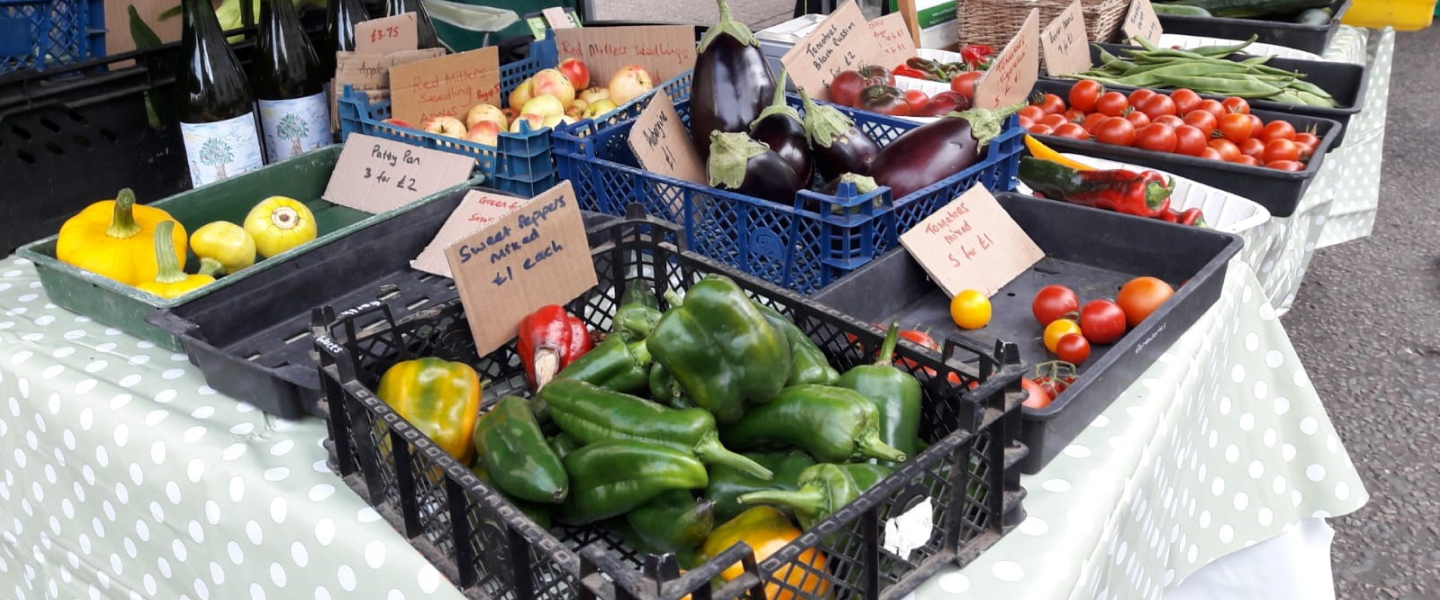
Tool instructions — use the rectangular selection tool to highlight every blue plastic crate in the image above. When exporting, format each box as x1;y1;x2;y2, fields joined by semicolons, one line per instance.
0;0;103;73
337;38;694;197
553;77;1023;294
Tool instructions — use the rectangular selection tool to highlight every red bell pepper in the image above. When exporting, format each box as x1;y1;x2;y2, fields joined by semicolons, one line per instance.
517;305;592;391
1018;157;1174;218
960;44;994;68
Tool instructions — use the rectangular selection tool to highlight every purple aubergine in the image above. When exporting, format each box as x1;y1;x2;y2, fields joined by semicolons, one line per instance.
798;87;881;182
690;0;776;162
708;131;802;204
868;105;1020;200
749;70;812;185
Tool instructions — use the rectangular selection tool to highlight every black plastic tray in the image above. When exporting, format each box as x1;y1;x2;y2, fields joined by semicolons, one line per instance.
1154;0;1352;55
1060;42;1369;144
812;193;1242;473
1029;86;1342;218
314;205;1029;600
146;187;614;420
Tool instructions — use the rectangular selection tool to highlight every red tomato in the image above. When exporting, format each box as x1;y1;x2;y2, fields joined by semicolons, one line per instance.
1021;378;1052;409
903;89;929;113
1138;94;1178;119
1064;108;1086;122
1200;147;1223;160
829;71;866;107
1081;112;1108;134
1136;123;1177;153
1036;93;1067;115
1125;110;1151;129
1208;138;1241;162
1231;154;1260;166
1040;113;1069;128
1222;96;1251;115
1028;124;1055;135
1259;120;1296;143
1079;299;1126;345
1218;113;1253;144
1170;89;1202;115
1182;110;1217;134
1293;132;1319;150
1173;125;1208;156
1019;105;1046;122
1055;333;1090;364
1032;284;1080;326
1116;276;1174;327
1246;114;1264;134
1264;139;1301;163
1128;88;1157;107
1152;114;1185;129
1052;122;1089;140
1096;92;1129;117
1095;117;1137;146
1198;99;1225;119
1238;137;1267;159
1266;160;1305;171
1069;80;1104;112
1018;116;1034;129
950;71;985;100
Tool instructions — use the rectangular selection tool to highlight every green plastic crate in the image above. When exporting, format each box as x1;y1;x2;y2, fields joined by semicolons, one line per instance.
16;145;484;351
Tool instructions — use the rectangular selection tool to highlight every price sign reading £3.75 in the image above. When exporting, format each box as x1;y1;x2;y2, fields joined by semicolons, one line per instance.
355;14;418;54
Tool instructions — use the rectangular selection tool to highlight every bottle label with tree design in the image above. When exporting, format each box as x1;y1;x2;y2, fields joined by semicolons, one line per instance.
181;112;265;187
258;92;332;162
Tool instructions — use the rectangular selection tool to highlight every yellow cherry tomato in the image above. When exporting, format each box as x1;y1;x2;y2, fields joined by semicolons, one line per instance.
949;290;992;330
1044;319;1083;353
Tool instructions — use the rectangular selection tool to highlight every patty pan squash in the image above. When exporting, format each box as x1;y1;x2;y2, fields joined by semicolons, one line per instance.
190;221;256;273
244;196;317;258
56;188;187;286
137;221;214;299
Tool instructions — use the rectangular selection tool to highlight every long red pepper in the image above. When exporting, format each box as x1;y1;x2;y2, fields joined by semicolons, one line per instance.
516;305;592;391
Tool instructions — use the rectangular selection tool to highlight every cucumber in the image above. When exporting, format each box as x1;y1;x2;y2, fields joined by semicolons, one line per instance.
1172;0;1330;19
1296;7;1332;24
1153;4;1214;16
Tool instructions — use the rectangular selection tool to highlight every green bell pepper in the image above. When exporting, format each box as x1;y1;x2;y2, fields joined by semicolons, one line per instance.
626;490;715;553
470;462;553;529
835;323;922;460
754;302;840;386
558;440;709;526
613;279;663;342
736;464;862;530
473;397;569;504
548;432;584;459
719;384;908;464
705;450;816;523
553;333;653;394
648;363;692;409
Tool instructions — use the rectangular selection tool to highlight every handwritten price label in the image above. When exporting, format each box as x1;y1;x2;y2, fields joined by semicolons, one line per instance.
355;14;418;53
627;91;704;184
553;26;696;84
322;133;474;214
869;13;917;65
1041;0;1091;76
900;185;1043;298
411;190;529;277
780;1;888;100
973;8;1039;109
1122;0;1164;45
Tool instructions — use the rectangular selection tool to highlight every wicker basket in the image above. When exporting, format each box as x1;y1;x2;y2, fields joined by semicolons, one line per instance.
956;0;1129;51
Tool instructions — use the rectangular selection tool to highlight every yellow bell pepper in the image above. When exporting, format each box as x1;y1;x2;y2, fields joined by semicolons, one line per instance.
1024;135;1095;172
137;221;215;299
190;221;257;273
56;188;187;286
701;506;830;600
244;196;317;258
377;358;484;464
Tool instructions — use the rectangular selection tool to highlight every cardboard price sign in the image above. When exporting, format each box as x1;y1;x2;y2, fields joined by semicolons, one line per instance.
868;13;917;65
389;46;501;126
542;7;575;29
973;8;1039;109
355;14;418;54
627;92;705;184
412;190;530;277
1122;0;1164;45
554;26;696;84
445;180;599;357
780;1;888;100
322;133;474;214
899;185;1043;298
1041;0;1091;76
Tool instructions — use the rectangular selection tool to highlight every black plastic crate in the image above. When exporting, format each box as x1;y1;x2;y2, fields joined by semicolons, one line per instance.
314;205;1029;600
1028;89;1342;218
1154;0;1352;55
812;193;1242;473
146;186;615;420
1055;43;1369;144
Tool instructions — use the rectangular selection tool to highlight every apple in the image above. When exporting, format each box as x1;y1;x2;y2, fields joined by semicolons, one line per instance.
581;98;619;120
501;107;519;123
520;95;565;119
508;79;534;112
542;114;577;129
382;118;414;129
530;69;576;107
467;121;500;147
509;113;546;134
578;87;610;104
608;65;655;106
557;58;591;91
464;103;508;130
565;99;589;119
420;115;467;138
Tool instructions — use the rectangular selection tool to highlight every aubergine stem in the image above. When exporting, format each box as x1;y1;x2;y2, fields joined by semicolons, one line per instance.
835;174;877;195
797;87;854;149
751;69;800;130
698;0;759;52
946;102;1027;149
707;131;770;189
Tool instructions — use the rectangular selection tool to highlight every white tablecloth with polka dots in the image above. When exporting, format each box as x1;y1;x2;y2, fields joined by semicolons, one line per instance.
913;263;1368;599
0;253;1368;600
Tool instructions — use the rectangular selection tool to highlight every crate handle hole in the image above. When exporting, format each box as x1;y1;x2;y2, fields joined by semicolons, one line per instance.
16;150;35;165
45;142;63;156
71;134;91;149
39;117;60;133
98;127;116;142
11;125;32;140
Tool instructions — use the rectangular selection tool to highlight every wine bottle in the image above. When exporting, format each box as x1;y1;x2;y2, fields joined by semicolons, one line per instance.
384;0;440;49
323;0;368;76
254;0;331;162
177;0;264;187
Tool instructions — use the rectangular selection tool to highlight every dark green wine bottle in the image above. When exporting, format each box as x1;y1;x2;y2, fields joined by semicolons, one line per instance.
384;0;440;49
254;0;330;161
322;0;369;76
177;0;264;186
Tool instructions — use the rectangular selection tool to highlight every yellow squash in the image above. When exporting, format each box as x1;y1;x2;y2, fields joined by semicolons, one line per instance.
701;506;830;600
137;221;214;299
56;188;187;285
244;196;317;258
190;221;256;273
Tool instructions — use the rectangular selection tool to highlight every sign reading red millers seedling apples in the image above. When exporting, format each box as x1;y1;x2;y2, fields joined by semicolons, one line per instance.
446;180;598;357
388;46;502;126
972;8;1040;110
900;185;1043;297
554;26;696;85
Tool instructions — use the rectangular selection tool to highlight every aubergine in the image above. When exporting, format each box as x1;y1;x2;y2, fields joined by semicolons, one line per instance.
798;87;881;182
708;131;802;204
691;0;776;162
818;173;877;196
868;104;1021;200
749;70;812;185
